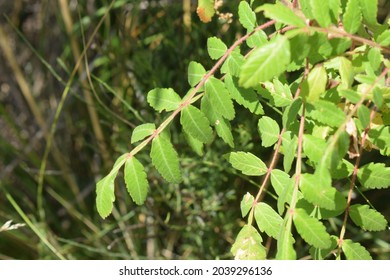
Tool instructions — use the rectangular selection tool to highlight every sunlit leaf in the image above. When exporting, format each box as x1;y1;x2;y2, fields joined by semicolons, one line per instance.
227;152;267;176
147;88;181;112
301;64;328;104
343;0;362;34
300;173;347;211
131;123;155;144
358;0;378;27
205;77;235;120
259;2;306;27
241;193;254;218
231;225;266;260
238;1;256;31
181;105;213;144
188;61;206;87
240;36;291;88
310;0;331;27
293;208;332;249
310;100;345;127
124;156;148;205
225;74;264;115
255;202;283;239
349;204;388;231
358;163;390;189
207;37;227;60
151;134;182;183
258;116;280;147
342;239;372;260
96;154;127;219
303;134;327;164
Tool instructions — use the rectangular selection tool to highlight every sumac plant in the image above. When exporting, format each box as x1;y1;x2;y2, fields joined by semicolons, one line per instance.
96;0;389;260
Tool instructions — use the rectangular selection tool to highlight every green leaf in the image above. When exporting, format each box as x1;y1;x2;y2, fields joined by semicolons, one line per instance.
300;173;347;211
201;94;234;147
339;57;354;89
207;37;227;60
227;152;267;176
254;202;283;239
310;236;338;260
124;157;148;205
225;74;263;115
240;36;291;88
131;123;155;144
271;169;291;197
342;239;372;260
283;134;297;173
282;98;302;129
339;89;361;103
357;105;371;128
293;208;332;249
147;88;181;112
258;116;280;147
231;225;266;260
368;125;390;153
221;51;245;77
205;77;235;120
310;0;331;27
349;204;388;231
276;218;296;260
241;193;254;218
358;0;378;27
150;134;182;183
358;163;390;189
246;29;268;48
303;134;327;164
196;0;215;23
96;154;127;219
272;78;293;107
367;47;382;71
180;105;213;144
238;1;256;31
183;131;204;156
376;29;390;47
343;0;362;34
188;61;206;87
259;3;306;27
300;0;314;19
301;64;328;104
310;100;345;127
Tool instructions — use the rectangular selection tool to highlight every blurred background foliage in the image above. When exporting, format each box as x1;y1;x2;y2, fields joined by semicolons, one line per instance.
0;0;389;260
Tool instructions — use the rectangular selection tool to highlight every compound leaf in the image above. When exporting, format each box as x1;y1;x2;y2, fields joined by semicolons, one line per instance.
293;208;332;249
349;204;388;231
151;134;182;183
240;36;290;88
124;156;148;205
227;152;267;176
231;225;266;260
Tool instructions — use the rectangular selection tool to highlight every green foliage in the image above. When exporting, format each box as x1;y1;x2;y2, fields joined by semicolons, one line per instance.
95;0;390;260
